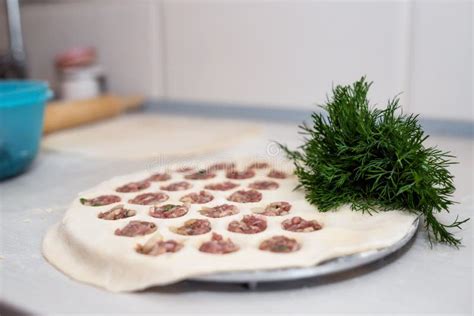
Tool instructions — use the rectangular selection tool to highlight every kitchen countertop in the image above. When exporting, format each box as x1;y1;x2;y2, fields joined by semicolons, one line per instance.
0;108;472;315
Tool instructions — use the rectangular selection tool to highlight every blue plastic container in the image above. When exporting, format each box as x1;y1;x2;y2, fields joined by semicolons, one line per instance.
0;80;52;180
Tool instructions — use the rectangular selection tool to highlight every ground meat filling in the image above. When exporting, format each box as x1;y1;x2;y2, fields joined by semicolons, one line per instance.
128;192;169;205
136;240;183;256
248;180;279;190
247;162;270;169
204;181;240;191
180;191;214;204
227;215;267;234
281;217;322;232
80;195;121;206
208;162;235;171
199;204;239;218
116;180;151;193
160;181;192;191
114;220;157;237
267;169;288;179
226;169;256;180
147;172;171;182
149;204;189;219
261;201;292;216
173;219;211;236
199;233;239;254
227;190;262;203
98;205;136;220
184;170;216;180
259;236;300;253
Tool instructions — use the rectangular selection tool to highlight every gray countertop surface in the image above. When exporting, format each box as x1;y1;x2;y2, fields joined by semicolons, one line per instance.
0;112;472;315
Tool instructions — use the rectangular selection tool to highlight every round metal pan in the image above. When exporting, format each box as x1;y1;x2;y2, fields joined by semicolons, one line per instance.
190;217;419;286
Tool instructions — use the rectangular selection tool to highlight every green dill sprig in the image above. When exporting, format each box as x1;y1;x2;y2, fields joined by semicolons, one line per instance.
279;77;468;246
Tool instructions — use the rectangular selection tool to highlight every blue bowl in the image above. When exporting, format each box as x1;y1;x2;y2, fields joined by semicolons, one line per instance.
0;80;52;180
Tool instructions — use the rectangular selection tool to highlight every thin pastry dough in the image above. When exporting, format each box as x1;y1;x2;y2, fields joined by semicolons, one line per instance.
42;159;417;292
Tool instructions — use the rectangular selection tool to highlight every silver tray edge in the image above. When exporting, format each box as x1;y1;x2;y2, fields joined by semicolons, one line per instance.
190;217;420;284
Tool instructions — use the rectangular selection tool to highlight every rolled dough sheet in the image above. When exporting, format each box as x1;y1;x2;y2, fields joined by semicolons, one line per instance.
43;159;418;292
42;114;261;159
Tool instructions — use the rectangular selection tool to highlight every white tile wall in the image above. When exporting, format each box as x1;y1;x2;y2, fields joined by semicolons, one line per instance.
163;0;412;110
20;0;164;97
408;0;472;121
13;0;474;120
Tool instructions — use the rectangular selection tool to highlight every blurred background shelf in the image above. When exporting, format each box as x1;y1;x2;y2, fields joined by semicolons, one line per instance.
0;0;471;122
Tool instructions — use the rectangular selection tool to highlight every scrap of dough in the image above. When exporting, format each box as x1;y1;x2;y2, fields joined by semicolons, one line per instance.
42;159;417;292
42;114;261;159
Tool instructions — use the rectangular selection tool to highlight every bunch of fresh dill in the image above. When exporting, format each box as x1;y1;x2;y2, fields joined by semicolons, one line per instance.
279;77;468;246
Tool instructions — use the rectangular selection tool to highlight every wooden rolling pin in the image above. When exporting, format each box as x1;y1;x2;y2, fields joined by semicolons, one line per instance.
43;95;144;134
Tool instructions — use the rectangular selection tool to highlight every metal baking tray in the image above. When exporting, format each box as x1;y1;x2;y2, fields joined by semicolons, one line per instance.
191;217;419;287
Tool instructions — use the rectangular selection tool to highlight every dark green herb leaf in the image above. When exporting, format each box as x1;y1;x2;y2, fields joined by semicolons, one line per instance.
279;77;468;246
162;204;178;211
273;245;290;252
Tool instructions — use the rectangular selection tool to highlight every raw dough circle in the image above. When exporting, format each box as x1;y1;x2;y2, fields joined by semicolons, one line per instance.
42;159;417;292
42;114;261;159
